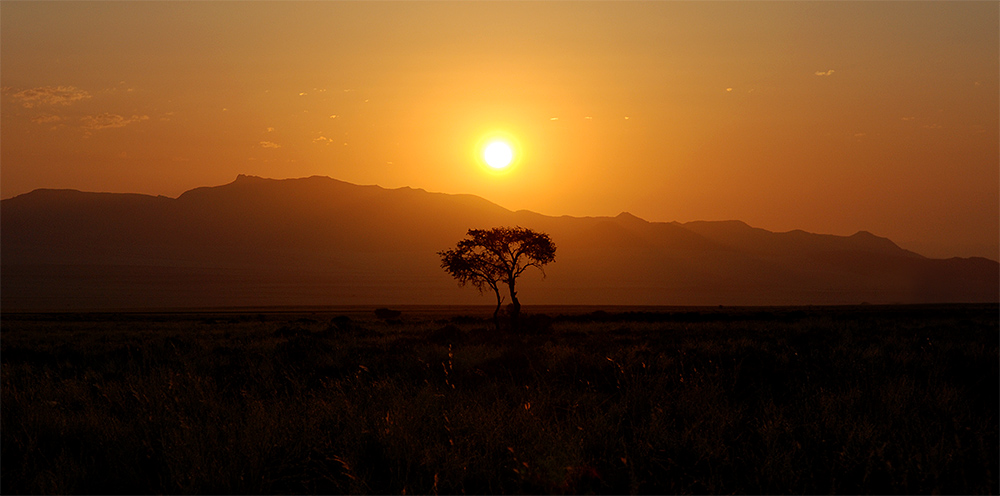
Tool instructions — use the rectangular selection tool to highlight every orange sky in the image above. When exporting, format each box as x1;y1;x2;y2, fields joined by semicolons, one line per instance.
2;1;997;259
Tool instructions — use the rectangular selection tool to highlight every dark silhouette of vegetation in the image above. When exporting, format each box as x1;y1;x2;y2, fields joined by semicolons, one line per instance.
439;226;556;328
1;305;996;494
374;307;402;320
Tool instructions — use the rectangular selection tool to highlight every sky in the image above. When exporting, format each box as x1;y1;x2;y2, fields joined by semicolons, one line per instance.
2;1;997;260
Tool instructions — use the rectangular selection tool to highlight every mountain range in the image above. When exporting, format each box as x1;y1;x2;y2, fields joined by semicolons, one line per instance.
2;174;997;310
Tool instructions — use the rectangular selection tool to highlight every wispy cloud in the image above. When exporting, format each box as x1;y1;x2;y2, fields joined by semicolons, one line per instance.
31;114;63;124
259;141;282;148
313;136;334;144
815;69;835;76
81;113;149;130
8;86;92;108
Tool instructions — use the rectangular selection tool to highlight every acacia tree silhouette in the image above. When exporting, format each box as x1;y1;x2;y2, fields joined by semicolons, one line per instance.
439;226;556;329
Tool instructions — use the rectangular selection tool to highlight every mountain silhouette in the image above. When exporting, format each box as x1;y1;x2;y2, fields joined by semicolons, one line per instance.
3;175;997;310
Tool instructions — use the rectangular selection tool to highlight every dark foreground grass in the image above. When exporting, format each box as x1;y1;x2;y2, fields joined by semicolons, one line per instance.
2;305;997;494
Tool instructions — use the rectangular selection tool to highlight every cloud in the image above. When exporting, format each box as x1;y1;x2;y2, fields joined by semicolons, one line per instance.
313;136;334;144
31;114;63;124
8;86;92;108
259;141;282;148
81;113;149;130
815;69;835;76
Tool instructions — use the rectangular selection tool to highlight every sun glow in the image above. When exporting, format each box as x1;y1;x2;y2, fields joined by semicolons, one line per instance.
483;140;514;169
474;130;522;175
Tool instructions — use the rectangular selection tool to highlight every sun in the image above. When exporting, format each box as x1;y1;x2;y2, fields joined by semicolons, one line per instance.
475;131;521;174
483;140;514;169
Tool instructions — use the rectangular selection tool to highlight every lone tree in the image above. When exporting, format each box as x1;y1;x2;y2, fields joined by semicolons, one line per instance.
438;226;556;327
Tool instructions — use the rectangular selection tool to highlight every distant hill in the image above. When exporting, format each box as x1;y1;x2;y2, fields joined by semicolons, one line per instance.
3;174;997;310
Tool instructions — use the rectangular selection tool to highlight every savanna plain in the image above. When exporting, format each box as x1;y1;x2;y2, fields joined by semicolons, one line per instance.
2;304;997;494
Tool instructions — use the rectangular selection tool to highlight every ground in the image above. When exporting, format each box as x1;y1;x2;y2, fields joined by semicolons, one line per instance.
2;304;997;494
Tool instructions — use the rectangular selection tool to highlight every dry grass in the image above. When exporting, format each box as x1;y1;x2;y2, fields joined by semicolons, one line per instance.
2;305;997;494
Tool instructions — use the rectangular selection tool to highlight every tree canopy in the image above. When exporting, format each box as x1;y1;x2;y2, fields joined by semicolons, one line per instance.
438;226;556;326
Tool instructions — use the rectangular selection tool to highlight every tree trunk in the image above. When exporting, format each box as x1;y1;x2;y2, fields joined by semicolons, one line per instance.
508;282;521;328
492;288;504;331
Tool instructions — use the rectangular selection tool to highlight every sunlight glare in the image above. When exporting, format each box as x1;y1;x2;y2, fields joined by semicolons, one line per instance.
483;141;514;169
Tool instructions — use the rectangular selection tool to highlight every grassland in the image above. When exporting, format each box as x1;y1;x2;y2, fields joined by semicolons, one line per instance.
2;304;997;494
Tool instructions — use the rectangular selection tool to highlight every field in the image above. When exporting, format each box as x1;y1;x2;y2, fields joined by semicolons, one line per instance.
2;304;997;494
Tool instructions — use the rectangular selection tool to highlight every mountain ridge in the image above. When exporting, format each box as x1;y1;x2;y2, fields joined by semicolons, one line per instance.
2;175;996;310
0;175;981;261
